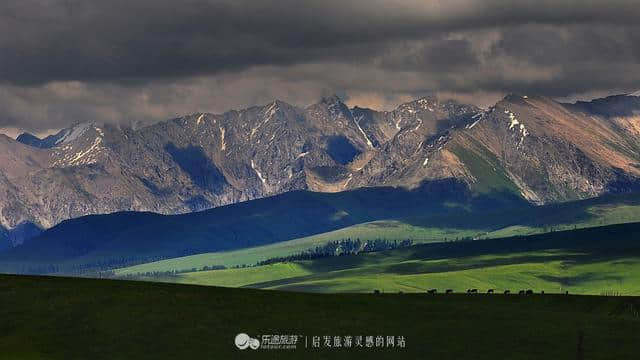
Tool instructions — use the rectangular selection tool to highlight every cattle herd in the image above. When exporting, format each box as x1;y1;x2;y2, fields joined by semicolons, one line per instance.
374;288;568;295
433;288;545;294
435;288;558;295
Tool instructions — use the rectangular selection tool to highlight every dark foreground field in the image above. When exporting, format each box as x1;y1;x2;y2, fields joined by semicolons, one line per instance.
1;275;639;359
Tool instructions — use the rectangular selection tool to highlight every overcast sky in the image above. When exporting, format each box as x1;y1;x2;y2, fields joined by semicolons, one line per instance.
2;0;640;136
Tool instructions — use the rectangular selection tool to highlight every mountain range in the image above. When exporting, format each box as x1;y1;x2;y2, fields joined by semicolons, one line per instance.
1;92;640;245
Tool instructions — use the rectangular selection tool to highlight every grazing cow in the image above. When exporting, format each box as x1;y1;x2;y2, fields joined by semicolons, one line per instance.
518;290;526;295
373;289;381;294
446;289;453;294
566;291;569;295
427;289;437;294
487;289;494;294
504;290;511;294
541;290;544;295
468;289;478;294
526;289;534;295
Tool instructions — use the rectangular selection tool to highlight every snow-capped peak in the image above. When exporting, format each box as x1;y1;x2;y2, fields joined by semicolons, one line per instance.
630;90;640;97
54;122;95;145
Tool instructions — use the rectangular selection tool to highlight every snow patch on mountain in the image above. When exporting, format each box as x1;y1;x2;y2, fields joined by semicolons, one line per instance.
467;119;480;129
353;114;374;148
504;110;529;147
251;103;279;138
49;124;106;167
220;127;226;151
507;111;520;129
52;136;104;167
55;122;93;145
465;112;485;129
251;160;267;185
413;119;423;131
343;173;353;188
265;102;278;118
69;137;103;165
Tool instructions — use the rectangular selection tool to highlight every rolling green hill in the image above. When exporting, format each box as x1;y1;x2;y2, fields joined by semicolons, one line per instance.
116;192;640;276
1;274;640;359
134;222;640;295
2;179;508;274
4;186;640;278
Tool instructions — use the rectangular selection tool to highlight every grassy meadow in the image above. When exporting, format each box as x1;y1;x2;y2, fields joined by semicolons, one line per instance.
1;274;640;359
148;250;640;295
129;222;640;295
116;194;640;276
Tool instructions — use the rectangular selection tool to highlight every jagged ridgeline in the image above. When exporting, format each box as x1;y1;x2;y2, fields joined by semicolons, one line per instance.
1;93;640;240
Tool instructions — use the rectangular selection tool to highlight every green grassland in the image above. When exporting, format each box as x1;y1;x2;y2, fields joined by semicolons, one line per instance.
0;181;504;275
1;274;640;359
114;220;471;275
116;193;640;276
449;138;521;195
132;222;640;295
485;201;640;238
4;183;640;278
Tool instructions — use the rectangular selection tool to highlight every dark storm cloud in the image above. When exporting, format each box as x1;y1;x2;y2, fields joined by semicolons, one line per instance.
473;24;640;96
1;0;640;132
2;0;640;85
378;38;480;71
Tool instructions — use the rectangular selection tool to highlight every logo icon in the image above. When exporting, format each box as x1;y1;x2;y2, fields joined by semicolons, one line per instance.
235;333;260;350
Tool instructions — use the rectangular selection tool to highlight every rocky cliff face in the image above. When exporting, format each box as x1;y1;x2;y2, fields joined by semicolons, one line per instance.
2;93;639;232
450;95;640;203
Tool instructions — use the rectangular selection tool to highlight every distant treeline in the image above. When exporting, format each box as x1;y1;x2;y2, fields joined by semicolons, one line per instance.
113;238;414;278
6;234;482;277
113;265;227;279
256;238;413;266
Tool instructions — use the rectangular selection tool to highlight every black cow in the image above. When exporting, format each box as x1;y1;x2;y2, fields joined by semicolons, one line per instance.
427;289;437;294
518;290;526;295
445;289;453;294
373;289;381;294
504;290;511;294
467;289;478;294
526;289;534;295
487;289;494;294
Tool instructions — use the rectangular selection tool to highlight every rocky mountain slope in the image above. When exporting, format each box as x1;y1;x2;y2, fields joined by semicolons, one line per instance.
1;93;639;235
